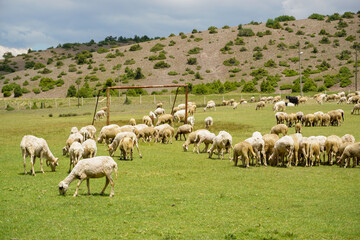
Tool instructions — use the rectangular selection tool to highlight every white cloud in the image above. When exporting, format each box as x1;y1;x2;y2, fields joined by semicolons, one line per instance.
0;45;28;59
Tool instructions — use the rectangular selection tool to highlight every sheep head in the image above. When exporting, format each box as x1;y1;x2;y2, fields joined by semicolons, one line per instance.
182;144;188;152
62;147;68;156
58;181;69;195
107;146;115;157
46;158;58;171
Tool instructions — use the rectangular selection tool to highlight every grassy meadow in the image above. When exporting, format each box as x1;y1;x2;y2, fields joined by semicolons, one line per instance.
0;94;360;239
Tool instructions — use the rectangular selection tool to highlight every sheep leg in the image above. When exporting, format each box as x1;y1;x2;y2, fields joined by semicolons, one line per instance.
196;139;203;154
100;177;110;196
31;155;36;176
87;179;90;195
109;176;115;198
73;179;85;197
23;150;27;175
68;158;73;173
130;148;133;161
39;155;44;173
134;140;142;158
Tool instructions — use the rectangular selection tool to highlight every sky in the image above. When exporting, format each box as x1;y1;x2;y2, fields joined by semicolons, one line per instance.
0;0;359;58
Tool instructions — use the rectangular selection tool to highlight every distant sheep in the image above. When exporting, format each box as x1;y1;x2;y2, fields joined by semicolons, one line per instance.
255;101;265;110
107;132;142;158
194;130;216;154
273;101;286;112
175;124;193;141
58;156;117;197
208;131;233;160
204;101;216;111
232;141;256;168
205;116;213;129
351;104;360;115
63;132;84;156
82;139;97;159
129;118;136;126
94;110;106;120
68;142;84;173
270;124;288;136
142;115;153;127
154;108;165;117
20;135;59;176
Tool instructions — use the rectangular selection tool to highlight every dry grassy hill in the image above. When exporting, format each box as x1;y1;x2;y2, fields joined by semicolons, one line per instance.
1;12;359;98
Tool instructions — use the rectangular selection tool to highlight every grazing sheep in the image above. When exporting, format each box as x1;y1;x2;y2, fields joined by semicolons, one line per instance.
295;123;302;133
328;110;342;126
290;133;302;166
296;112;304;123
208;131;233;160
299;137;311;166
275;112;287;124
194;130;216;154
154;107;165;117
63;132;84;156
20;135;59;176
262;134;279;165
321;113;331;127
336;142;353;166
255;101;265;110
336;109;345;122
149;111;157;125
313;112;323;127
129;118;136;126
338;143;360;168
84;125;96;139
79;127;91;141
107;132;142;158
142;115;153;127
187;116;195;126
245;132;266;166
308;136;327;164
137;127;157;142
308;138;321;166
58;156;117;197
286;96;299;105
94;110;106;120
303;114;315;127
260;97;267;102
82;139;97;159
269;135;294;167
351;104;360;115
273;101;286;112
341;134;355;143
273;96;281;103
68;142;84;173
158;127;174;144
232;102;240;109
175;124;193;141
204;101;216;111
119;137;134;160
299;97;307;104
70;127;79;134
183;130;204;152
188;105;197;115
232;141;256;168
156;114;173;126
250;97;255;102
97;124;130;145
337;97;347;104
205;116;213;129
285;113;297;127
174;109;186;123
100;106;108;112
325;135;343;165
270;124;288;136
156;102;163;108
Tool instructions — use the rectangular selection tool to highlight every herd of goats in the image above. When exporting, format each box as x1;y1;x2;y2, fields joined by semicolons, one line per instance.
19;91;360;197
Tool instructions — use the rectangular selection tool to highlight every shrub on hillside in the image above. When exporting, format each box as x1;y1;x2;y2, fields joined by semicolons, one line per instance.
154;61;171;69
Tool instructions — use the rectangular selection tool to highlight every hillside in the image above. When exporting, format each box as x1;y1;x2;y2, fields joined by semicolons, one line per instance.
0;12;359;98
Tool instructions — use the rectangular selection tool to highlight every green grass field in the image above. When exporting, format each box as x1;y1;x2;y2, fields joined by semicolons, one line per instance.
0;96;359;239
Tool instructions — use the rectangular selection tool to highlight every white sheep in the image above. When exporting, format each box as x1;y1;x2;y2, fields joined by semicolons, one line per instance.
129;118;136;126
68;142;84;173
63;132;84;156
94;110;106;120
119;137;134;160
174;109;186;123
143;115;153;127
245;132;266;166
269;135;294;167
70;127;79;134
194;129;216;154
58;156;118;197
84;125;96;139
204;101;216;111
154;107;165;116
205;116;213;129
149;111;157;125
351;104;360;115
20;135;59;176
79;127;91;141
107;132;142;158
208;131;233;160
82;139;97;159
273;101;286;112
187;116;195;126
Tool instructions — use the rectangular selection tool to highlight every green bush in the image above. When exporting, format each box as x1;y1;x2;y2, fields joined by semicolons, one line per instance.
277;42;287;50
129;44;142;51
280;84;293;90
33;62;45;70
346;35;356;42
97;47;109;54
124;59;136;65
279;61;289;67
308;13;325;20
39;77;56;91
253;51;263;60
319;37;331;44
242;81;257;92
336;50;352;60
154;61;171;69
33;88;41;94
316;60;331;71
238;28;255;37
188;47;202;54
150;43;165;52
208;26;218;34
187;58;197;65
264;59;277;68
282;69;298;77
234;38;245;45
223;57;239;66
168;71;179;76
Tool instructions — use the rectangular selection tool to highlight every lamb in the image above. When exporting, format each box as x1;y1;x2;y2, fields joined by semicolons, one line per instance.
129;118;136;126
156;114;173;126
208;131;233;160
82;139;97;159
273;101;286;112
154;108;165;116
338;143;360;168
245;132;266;166
142;115;153;127
94;110;106;120
58;156;117;197
205;116;213;129
119;137;134;160
173;109;186;123
183;130;204;152
351;103;360;115
325;135;343;165
137;127;157;142
20;135;59;176
70;127;79;134
255;101;265;110
107;132;142;158
270;124;288;136
194;130;216;154
187;116;195;126
204;101;216;111
341;134;355;143
262;134;279;166
63;132;84;156
175;124;193;141
232;141;256;168
295;123;302;133
269;135;294;168
68;142;84;173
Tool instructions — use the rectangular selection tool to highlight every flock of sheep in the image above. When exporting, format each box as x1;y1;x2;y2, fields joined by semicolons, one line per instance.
20;91;360;197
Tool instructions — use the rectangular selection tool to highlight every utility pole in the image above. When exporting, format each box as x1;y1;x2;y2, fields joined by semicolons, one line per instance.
299;44;303;96
355;48;358;91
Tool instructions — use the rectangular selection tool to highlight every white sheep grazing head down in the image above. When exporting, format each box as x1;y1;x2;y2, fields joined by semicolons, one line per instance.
47;158;59;171
107;145;115;157
58;181;69;195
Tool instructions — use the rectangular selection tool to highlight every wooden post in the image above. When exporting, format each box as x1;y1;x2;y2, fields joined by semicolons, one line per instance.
82;97;83;106
185;86;188;124
107;88;110;125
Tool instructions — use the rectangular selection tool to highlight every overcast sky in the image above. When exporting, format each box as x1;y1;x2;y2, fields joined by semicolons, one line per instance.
0;0;359;57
